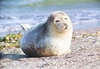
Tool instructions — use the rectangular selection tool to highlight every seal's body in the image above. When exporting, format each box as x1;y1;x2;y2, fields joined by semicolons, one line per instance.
20;11;73;57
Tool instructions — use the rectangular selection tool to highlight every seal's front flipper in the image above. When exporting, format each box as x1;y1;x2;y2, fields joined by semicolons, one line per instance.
21;24;32;33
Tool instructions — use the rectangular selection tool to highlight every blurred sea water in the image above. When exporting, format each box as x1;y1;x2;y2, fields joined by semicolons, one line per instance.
0;0;100;36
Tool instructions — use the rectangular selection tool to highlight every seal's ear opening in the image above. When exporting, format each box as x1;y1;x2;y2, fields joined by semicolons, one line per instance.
65;18;67;20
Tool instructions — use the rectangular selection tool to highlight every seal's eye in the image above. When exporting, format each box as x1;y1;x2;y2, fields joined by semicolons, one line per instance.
55;20;60;23
65;18;67;20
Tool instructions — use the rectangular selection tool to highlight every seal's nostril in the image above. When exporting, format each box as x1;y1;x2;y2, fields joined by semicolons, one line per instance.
63;23;67;26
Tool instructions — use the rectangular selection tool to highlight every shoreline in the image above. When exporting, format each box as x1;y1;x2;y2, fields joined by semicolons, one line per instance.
0;23;100;37
73;27;100;36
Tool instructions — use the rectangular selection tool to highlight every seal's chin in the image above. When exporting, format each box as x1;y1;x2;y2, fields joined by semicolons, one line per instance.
56;23;68;31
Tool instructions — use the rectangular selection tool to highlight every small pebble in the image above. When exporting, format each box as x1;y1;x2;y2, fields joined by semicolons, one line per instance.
75;35;82;38
95;41;100;44
92;40;100;44
97;31;100;34
88;54;94;56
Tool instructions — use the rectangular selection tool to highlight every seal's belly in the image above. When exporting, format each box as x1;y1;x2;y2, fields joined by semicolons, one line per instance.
34;37;71;56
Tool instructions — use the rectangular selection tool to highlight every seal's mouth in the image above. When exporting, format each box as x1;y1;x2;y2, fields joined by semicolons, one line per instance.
63;23;68;29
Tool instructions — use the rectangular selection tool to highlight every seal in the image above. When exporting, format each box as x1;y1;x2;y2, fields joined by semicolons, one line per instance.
20;11;73;57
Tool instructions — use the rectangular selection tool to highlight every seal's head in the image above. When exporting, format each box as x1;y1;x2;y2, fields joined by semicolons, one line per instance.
47;11;72;33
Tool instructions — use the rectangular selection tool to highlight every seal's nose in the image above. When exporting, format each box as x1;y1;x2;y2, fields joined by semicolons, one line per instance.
63;23;68;29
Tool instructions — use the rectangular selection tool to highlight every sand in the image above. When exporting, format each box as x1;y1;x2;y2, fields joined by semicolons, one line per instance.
0;27;100;69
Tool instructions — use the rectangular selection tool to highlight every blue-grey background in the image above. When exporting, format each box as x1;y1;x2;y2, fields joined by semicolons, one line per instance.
0;0;100;36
